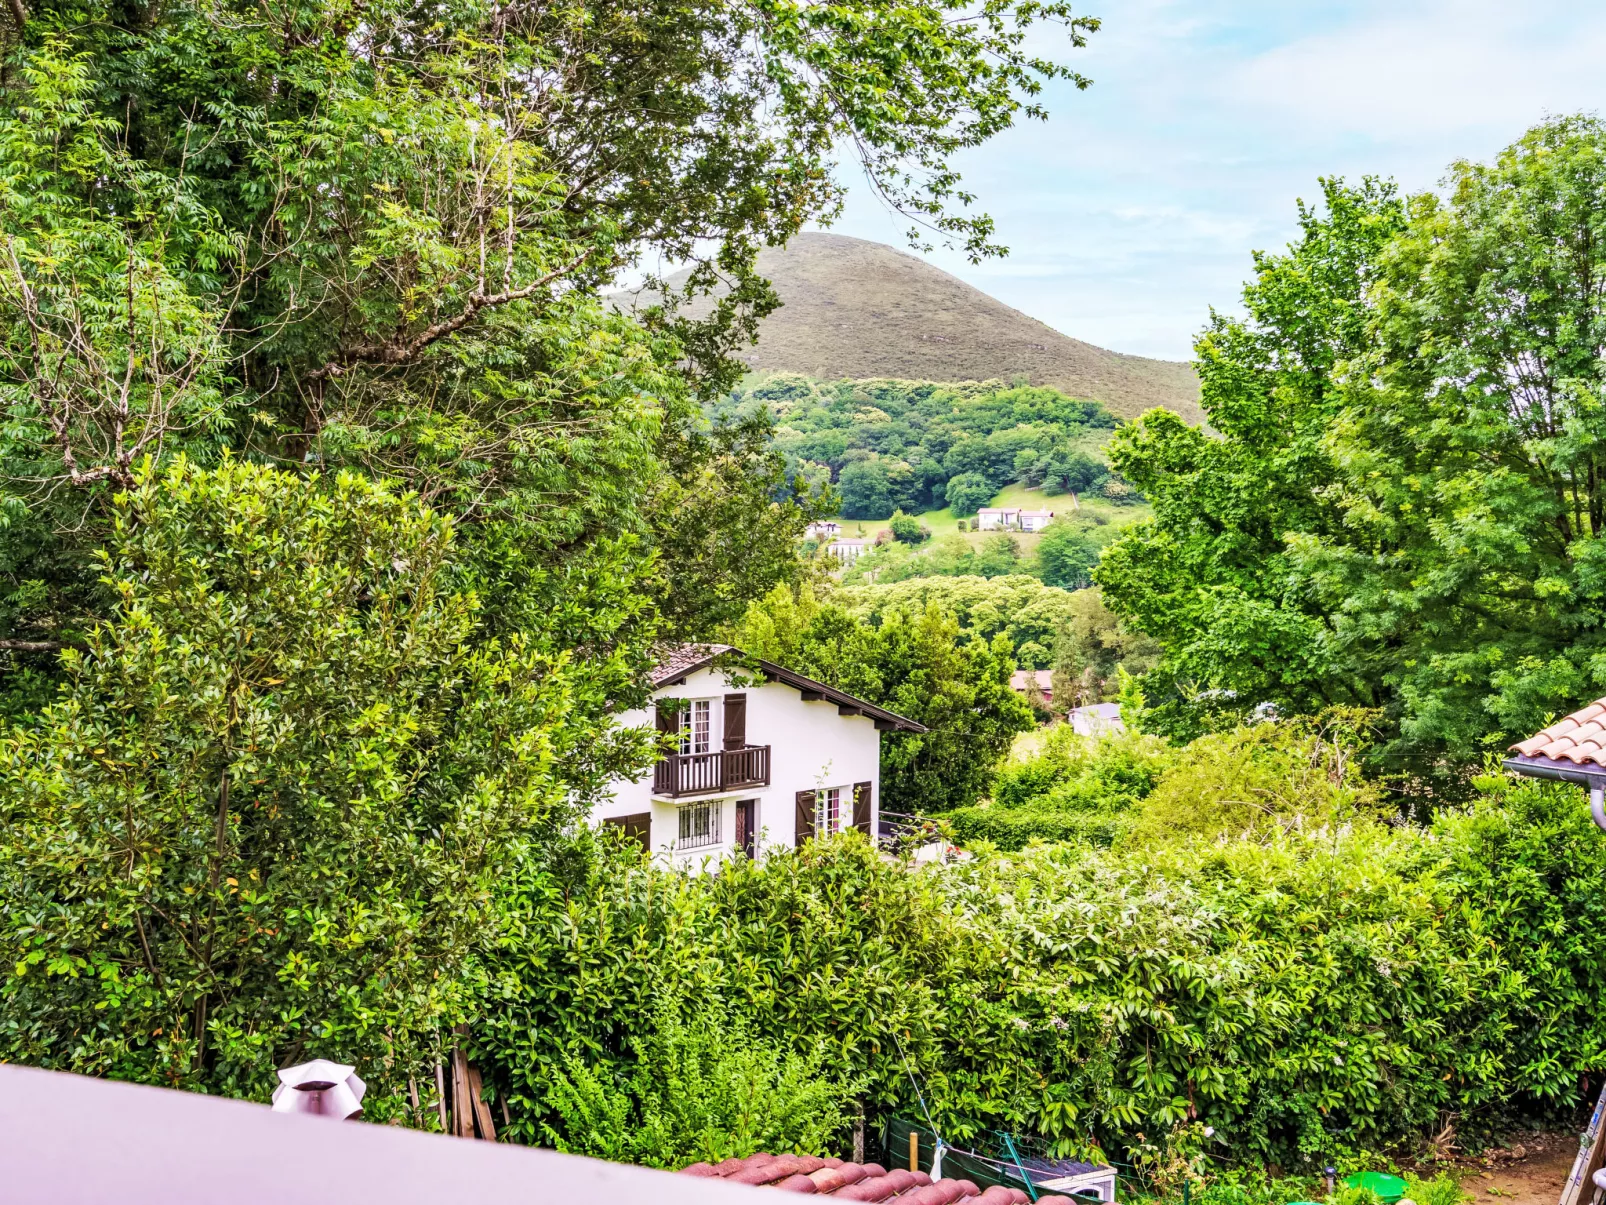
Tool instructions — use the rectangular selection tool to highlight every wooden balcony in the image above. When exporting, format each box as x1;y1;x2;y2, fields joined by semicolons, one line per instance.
653;745;771;798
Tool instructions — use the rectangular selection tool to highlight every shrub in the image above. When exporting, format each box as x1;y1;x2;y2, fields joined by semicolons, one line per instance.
890;511;931;544
0;461;649;1113
544;994;860;1168
1120;713;1383;848
480;773;1606;1170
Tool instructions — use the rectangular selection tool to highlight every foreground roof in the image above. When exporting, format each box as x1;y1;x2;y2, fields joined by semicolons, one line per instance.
1509;698;1606;773
679;1153;1079;1202
650;644;927;733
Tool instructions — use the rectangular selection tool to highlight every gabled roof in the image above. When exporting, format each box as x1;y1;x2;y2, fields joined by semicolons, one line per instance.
1508;697;1606;778
679;1153;1080;1202
650;643;928;733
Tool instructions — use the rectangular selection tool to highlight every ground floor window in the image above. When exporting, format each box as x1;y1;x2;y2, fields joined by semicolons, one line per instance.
677;799;722;849
816;787;846;836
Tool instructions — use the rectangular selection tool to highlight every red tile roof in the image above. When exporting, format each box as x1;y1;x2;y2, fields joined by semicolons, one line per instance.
652;643;736;688
678;1154;1082;1203
1510;698;1606;767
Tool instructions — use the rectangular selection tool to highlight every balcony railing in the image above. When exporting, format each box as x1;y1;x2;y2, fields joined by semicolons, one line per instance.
653;745;771;797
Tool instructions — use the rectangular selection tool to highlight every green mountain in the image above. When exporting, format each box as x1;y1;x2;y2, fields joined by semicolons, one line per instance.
619;232;1201;423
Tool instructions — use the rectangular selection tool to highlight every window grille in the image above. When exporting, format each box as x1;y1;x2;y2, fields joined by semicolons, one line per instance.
679;699;712;756
677;799;722;850
816;787;843;836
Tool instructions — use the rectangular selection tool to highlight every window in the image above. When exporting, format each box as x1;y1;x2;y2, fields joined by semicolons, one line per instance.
815;787;844;836
678;699;712;755
677;799;722;850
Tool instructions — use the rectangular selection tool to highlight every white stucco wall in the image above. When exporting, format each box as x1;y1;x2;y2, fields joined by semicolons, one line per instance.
592;665;884;871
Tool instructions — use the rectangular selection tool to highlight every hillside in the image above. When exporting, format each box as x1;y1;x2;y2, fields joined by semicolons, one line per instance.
618;232;1201;423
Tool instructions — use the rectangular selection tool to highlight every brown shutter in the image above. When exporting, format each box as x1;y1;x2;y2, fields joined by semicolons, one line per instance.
655;699;679;734
852;782;872;834
795;790;815;847
723;693;747;750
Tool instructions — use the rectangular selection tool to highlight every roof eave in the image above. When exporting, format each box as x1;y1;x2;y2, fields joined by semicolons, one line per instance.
1502;754;1606;787
651;646;928;733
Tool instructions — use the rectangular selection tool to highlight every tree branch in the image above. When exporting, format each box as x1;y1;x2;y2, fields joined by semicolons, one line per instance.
306;250;592;382
0;639;80;651
6;0;25;34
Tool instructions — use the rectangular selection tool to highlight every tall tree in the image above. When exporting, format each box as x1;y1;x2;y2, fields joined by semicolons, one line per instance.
0;0;1102;672
1103;117;1606;779
1096;177;1408;737
1302;115;1606;768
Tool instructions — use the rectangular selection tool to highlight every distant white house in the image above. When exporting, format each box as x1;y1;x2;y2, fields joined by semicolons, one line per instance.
1069;702;1124;736
592;644;926;871
976;507;1054;532
805;520;841;541
826;537;868;564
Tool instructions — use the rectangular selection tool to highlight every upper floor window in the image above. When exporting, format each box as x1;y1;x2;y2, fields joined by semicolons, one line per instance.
678;699;712;755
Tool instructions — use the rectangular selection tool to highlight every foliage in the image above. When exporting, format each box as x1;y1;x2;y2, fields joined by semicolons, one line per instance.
543;993;859;1168
0;0;1096;685
729;583;1034;811
945;472;995;517
1102;117;1606;779
1049;588;1161;708
479;771;1606;1172
844;531;1028;583
1121;711;1383;848
836;574;1077;667
1036;517;1109;589
726;376;1120;517
890;510;931;544
0;461;651;1109
1097;176;1408;744
946;725;1175;849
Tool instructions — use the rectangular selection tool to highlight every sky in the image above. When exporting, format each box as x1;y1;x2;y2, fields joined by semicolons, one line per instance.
823;0;1606;362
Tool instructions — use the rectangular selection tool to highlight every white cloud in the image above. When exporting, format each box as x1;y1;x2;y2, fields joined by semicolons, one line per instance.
1231;0;1606;139
825;0;1606;360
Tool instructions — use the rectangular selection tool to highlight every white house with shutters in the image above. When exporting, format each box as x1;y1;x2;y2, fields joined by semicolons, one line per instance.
592;644;927;870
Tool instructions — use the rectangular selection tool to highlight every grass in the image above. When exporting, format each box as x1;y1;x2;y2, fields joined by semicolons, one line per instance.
826;484;1151;553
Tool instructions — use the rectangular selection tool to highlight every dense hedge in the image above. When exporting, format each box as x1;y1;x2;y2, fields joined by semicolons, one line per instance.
476;772;1606;1170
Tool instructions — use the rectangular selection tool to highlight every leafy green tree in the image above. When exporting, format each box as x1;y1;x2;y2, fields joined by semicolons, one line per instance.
0;0;1097;681
1048;588;1160;708
1106;118;1606;774
1097;176;1409;738
972;532;1023;576
943;471;993;516
837;459;894;519
730;585;1033;811
1042;449;1107;495
1035;519;1103;588
1296;115;1606;767
889;510;930;544
0;460;652;1107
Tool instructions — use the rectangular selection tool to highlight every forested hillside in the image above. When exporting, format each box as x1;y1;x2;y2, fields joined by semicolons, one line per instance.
720;374;1136;518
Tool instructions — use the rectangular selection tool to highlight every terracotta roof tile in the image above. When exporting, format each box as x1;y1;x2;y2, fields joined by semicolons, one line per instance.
651;643;735;688
677;1154;1088;1203
1511;698;1606;769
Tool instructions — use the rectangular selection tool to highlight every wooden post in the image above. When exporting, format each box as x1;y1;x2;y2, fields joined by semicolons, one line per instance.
433;1060;447;1133
909;1130;919;1173
853;1115;865;1164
